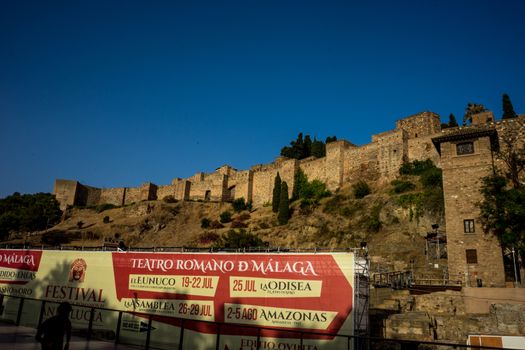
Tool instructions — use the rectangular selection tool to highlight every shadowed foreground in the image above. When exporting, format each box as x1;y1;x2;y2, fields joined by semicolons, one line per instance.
0;323;138;350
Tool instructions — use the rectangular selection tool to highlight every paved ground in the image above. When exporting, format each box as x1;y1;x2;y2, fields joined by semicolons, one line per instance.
0;323;138;349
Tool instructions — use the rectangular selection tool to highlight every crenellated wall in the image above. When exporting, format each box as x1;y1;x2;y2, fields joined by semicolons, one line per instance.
53;111;450;208
396;111;441;139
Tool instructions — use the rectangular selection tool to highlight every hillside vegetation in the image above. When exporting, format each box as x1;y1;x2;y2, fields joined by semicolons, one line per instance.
2;160;445;274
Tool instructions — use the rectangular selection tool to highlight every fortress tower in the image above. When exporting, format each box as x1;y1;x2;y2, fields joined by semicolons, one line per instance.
433;126;505;287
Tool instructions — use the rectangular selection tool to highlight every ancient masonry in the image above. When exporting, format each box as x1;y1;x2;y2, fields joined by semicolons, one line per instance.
54;111;525;288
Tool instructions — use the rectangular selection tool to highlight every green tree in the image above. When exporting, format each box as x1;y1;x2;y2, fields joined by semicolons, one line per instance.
292;168;308;200
496;129;525;189
0;192;62;240
399;159;435;176
272;173;281;213
448;113;458;127
280;133;336;160
311;138;325;158
395;159;444;221
278;181;290;225
502;93;517;120
478;174;524;254
281;132;306;159
478;132;525;278
304;135;312;158
301;180;330;200
463;103;486;125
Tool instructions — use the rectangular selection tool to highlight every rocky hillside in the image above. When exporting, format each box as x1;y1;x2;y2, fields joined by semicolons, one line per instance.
11;174;445;276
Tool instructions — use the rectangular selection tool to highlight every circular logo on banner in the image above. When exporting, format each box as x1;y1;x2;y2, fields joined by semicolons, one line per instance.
69;258;87;282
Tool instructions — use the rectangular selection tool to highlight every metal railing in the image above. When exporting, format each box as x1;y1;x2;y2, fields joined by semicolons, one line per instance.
0;243;366;254
0;294;520;350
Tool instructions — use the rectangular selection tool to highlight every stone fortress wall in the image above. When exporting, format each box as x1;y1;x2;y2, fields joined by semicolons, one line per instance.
53;111;445;210
53;110;525;288
53;111;524;214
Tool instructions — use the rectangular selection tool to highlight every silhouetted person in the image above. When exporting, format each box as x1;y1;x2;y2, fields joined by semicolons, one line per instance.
36;302;72;350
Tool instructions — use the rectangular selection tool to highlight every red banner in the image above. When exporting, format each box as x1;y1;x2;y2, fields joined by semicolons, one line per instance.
0;250;355;349
111;253;354;337
0;249;42;284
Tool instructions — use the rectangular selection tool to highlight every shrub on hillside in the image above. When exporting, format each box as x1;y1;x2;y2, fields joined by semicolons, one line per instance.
259;222;270;230
399;159;435;176
394;159;444;222
353;181;371;199
299;198;319;215
323;194;347;214
302;180;331;199
390;179;416;194
232;197;251;212
339;201;363;218
219;211;233;223
420;167;443;189
422;187;445;217
201;218;211;229
360;204;382;232
396;193;424;222
292;169;331;201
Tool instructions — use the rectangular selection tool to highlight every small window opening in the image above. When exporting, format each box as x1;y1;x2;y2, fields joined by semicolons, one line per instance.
466;249;478;264
464;219;475;233
457;142;474;155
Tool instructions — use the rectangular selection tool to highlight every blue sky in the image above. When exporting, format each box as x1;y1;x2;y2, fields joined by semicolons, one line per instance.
1;0;524;197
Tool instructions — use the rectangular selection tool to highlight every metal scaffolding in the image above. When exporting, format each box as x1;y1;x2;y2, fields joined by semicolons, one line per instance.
354;249;370;350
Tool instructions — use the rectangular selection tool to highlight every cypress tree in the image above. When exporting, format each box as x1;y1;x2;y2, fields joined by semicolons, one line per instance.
292;168;308;200
304;135;312;158
448;113;458;127
272;173;281;213
502;93;517;119
291;133;304;159
278;181;290;225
